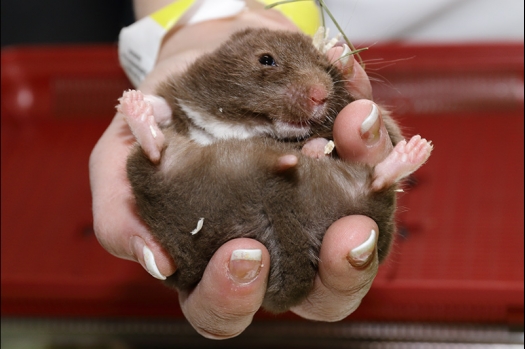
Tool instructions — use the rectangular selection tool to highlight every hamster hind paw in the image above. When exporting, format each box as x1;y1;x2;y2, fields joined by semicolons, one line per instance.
371;135;433;191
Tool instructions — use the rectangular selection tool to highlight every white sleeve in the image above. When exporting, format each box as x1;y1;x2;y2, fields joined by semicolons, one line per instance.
323;0;524;44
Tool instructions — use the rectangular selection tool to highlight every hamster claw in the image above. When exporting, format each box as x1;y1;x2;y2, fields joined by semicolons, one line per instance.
312;26;343;54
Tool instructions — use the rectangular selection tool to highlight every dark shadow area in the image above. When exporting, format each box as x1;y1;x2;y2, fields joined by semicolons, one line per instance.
1;0;134;47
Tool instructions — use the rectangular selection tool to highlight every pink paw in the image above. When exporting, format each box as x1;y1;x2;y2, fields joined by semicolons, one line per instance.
301;138;333;159
275;154;298;172
372;135;433;191
117;90;165;163
117;89;146;115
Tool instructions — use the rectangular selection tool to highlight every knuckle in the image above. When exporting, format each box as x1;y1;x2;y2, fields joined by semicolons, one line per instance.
190;309;249;340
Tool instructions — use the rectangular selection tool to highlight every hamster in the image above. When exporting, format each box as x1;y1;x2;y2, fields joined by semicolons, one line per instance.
122;28;432;313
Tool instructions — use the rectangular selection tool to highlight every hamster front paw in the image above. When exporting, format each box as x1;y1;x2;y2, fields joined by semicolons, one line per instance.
301;137;333;159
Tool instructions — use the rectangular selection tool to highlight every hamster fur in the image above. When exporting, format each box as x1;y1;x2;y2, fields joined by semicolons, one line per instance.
126;28;406;313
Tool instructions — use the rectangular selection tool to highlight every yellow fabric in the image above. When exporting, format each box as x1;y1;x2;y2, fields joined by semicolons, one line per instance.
149;0;321;35
256;0;321;36
150;0;197;29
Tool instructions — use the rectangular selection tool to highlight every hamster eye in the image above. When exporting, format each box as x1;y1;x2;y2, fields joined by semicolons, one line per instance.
259;54;276;66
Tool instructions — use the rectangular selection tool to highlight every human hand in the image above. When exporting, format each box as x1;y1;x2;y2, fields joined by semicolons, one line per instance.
174;95;395;337
89;7;392;339
89;0;304;282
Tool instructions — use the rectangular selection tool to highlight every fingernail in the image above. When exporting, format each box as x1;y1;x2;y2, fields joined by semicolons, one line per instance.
229;249;262;284
348;229;377;268
360;104;382;146
130;236;167;280
339;44;351;66
142;244;167;280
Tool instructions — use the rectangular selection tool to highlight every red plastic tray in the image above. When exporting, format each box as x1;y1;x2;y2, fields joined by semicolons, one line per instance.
2;43;523;325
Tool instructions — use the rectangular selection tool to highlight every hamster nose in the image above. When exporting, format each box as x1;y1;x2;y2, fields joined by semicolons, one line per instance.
308;85;328;107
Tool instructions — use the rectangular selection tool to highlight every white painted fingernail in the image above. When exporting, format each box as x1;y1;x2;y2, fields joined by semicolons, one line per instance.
360;104;379;134
231;249;262;261
348;229;377;267
339;44;351;66
143;245;166;280
360;104;382;146
229;249;262;284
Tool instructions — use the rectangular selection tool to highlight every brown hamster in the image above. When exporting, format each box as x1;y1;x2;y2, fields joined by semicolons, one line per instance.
154;28;403;147
126;28;412;313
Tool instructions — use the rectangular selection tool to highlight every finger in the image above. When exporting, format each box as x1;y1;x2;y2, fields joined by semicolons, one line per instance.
178;238;270;339
291;215;379;321
326;46;373;100
129;234;177;280
333;99;394;166
90;115;176;278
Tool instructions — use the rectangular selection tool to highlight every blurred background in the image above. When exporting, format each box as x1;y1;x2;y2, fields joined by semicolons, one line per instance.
326;0;524;44
2;0;524;348
2;0;523;47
